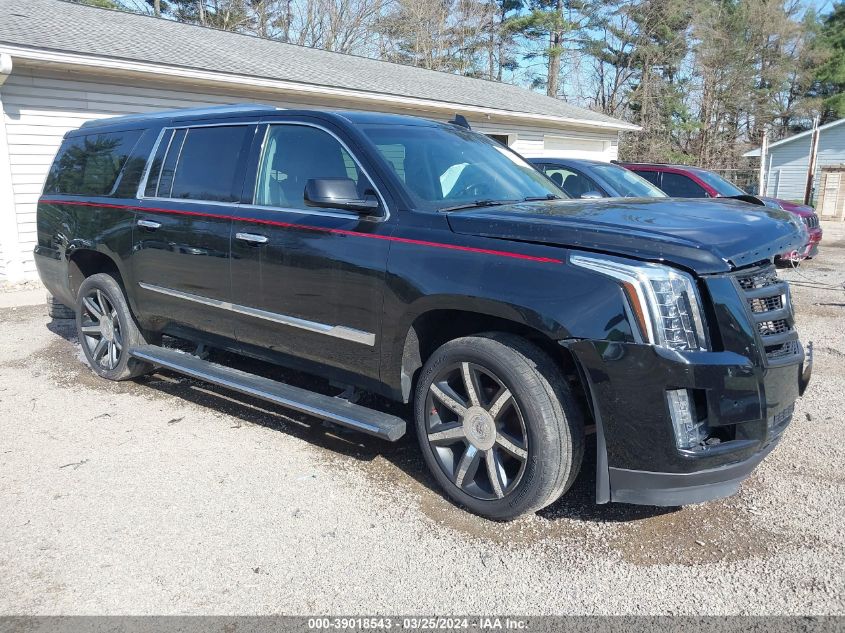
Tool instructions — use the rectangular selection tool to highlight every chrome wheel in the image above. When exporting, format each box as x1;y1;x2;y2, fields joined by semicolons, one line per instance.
425;361;528;500
80;288;123;370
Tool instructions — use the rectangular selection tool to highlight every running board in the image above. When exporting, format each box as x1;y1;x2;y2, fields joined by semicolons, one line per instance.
129;345;406;441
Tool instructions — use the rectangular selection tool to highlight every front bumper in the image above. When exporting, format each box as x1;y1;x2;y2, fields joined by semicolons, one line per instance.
608;440;777;506
565;339;810;506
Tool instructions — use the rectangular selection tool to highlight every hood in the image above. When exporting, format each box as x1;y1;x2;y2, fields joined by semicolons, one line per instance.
446;198;806;274
761;197;816;217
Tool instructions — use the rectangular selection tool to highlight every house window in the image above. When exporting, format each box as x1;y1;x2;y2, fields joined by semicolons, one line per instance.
485;134;511;147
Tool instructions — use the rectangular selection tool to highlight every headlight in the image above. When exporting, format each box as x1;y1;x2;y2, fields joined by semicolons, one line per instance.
571;254;709;351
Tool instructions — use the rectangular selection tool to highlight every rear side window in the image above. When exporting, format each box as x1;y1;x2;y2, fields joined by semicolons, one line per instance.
633;169;661;186
660;172;708;198
44;130;142;196
144;125;252;202
541;166;601;198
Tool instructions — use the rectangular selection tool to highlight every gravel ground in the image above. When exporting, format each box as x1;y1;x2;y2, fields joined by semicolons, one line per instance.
0;225;843;616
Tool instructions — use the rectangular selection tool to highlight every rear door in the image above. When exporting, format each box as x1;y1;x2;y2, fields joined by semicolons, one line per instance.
228;117;394;386
131;123;256;339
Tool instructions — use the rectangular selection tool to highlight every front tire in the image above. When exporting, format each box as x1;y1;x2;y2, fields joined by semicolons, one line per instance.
76;273;152;381
414;333;584;520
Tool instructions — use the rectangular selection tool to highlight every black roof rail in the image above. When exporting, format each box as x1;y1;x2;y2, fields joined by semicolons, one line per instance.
79;103;276;129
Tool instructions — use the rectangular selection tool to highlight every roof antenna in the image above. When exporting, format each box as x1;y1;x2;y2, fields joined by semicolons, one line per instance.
449;114;471;130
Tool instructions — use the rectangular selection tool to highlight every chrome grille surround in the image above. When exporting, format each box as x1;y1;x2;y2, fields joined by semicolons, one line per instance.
733;264;802;366
803;214;819;230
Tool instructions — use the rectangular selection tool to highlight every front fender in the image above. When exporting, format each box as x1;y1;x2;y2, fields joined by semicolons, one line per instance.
380;250;638;397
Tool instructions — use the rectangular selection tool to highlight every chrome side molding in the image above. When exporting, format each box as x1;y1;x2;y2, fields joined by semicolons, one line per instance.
137;282;376;346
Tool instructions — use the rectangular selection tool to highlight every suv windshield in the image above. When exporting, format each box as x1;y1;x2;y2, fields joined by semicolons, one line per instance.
694;169;746;197
592;164;666;198
362;124;565;211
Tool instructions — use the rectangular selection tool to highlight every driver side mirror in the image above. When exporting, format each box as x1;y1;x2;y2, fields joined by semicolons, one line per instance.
580;191;604;199
304;178;380;214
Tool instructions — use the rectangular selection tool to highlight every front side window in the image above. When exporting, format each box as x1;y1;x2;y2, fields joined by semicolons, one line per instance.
255;125;373;210
44;130;142;196
362;124;565;211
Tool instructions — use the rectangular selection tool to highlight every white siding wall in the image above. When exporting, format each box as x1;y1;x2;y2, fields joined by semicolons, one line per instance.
0;63;620;281
765;122;845;202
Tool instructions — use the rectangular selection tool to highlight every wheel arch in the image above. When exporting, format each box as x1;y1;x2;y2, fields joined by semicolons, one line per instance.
67;247;127;299
392;302;590;417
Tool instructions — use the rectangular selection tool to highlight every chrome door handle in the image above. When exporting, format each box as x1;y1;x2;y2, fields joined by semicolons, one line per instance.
235;232;269;245
137;219;161;230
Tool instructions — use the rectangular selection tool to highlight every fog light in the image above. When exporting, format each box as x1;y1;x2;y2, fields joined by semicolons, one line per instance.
666;389;707;450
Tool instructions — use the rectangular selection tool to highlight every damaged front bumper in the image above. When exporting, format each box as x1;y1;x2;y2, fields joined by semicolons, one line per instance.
563;339;811;507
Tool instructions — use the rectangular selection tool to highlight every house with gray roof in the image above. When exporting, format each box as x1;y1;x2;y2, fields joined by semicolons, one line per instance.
0;0;636;282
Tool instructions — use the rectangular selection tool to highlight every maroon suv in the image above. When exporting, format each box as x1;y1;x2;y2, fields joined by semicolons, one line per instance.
621;162;822;261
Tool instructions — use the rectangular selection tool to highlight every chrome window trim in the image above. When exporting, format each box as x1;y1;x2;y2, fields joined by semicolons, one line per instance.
164;128;189;199
137;122;260;203
237;202;380;222
135;121;390;223
136;197;245;209
138;282;376;346
253;121;390;223
136;127;169;200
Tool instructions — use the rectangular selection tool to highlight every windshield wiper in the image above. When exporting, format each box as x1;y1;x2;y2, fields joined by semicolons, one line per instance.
522;194;561;201
439;199;519;212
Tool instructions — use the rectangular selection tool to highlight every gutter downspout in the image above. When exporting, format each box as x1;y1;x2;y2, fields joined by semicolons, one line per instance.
0;53;23;282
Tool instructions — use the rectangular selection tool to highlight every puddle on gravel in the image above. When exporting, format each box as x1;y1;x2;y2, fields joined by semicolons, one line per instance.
605;499;787;566
344;440;799;566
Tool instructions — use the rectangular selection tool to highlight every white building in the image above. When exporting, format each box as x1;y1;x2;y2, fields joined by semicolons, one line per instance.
744;118;845;204
0;0;636;283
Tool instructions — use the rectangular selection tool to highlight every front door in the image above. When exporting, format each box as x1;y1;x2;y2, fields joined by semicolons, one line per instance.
131;123;256;339
229;119;393;386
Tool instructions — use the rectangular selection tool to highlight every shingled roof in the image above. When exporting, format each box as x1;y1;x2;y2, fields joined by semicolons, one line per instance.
0;0;637;131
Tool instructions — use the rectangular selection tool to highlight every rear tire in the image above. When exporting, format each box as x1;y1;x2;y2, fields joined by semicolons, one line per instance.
47;295;75;320
414;333;584;521
76;273;153;381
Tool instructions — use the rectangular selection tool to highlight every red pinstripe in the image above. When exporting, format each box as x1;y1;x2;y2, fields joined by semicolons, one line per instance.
39;199;564;265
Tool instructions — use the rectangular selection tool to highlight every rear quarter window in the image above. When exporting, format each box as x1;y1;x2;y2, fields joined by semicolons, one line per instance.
44;130;143;196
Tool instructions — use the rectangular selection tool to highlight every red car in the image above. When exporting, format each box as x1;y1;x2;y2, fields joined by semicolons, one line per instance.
620;162;822;262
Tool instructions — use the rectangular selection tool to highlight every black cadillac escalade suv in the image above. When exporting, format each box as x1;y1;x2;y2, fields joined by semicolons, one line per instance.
35;104;812;520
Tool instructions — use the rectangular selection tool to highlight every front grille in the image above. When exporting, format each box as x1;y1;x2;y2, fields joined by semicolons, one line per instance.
766;339;800;360
734;264;801;365
749;295;783;312
758;319;790;336
737;267;779;290
803;214;819;230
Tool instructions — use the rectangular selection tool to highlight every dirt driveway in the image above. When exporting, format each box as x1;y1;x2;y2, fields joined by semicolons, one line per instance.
1;226;844;615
